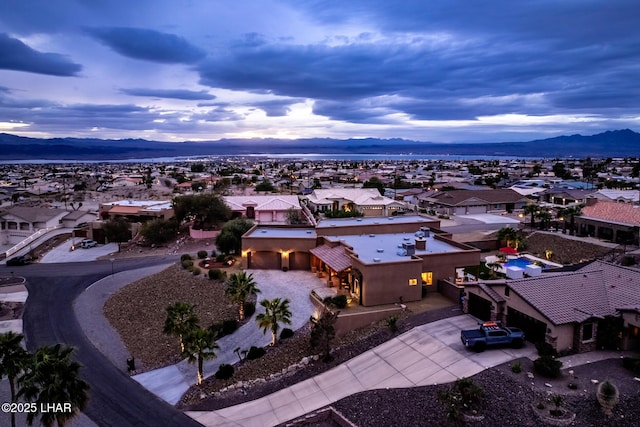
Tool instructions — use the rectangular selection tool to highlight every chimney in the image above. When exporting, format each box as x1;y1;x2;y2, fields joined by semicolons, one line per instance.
415;238;426;250
585;197;597;207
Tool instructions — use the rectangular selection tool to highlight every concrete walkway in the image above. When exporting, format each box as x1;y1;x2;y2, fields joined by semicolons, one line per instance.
130;270;323;405
186;315;538;427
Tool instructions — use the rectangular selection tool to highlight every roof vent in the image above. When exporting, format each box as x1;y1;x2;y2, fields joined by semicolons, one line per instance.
306;230;313;234
356;218;363;222
369;234;375;237
373;258;381;262
260;229;267;233
403;237;410;241
376;248;384;253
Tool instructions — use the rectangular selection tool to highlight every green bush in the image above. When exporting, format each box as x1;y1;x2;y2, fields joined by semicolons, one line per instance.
208;268;225;280
246;346;266;360
280;328;294;340
192;267;201;276
180;254;193;262
210;250;217;258
510;361;522;373
221;319;239;336
386;316;399;333
535;341;558;357
243;301;256;318
332;295;348;308
181;259;194;269
533;356;562;378
216;254;226;263
438;377;484;422
197;250;208;259
215;364;234;380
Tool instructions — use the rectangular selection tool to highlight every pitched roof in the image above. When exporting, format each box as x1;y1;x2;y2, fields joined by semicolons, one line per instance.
478;282;505;303
309;244;351;273
581;201;640;226
307;188;400;207
224;195;301;211
0;206;67;223
578;261;640;312
427;189;528;206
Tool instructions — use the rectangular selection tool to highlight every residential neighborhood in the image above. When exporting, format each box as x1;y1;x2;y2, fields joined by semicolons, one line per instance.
1;155;640;426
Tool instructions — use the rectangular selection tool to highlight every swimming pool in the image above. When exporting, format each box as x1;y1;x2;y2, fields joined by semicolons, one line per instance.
504;257;534;269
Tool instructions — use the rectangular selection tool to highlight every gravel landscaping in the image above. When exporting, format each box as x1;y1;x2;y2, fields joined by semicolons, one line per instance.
524;232;613;265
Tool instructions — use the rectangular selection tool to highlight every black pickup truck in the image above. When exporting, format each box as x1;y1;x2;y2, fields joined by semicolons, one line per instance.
461;321;525;352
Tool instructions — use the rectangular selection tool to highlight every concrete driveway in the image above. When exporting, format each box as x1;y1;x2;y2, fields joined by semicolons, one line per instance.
187;314;537;426
133;269;324;404
40;238;118;263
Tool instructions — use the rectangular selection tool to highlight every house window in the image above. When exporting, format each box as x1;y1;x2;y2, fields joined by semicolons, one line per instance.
504;287;510;297
408;278;418;286
582;322;594;342
421;272;433;285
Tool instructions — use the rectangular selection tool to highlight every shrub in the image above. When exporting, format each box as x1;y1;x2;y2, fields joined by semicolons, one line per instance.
197;250;208;259
438;377;484;422
622;357;640;375
181;259;194;269
535;341;558;357
243;301;256;318
192;267;201;276
215;364;234;380
534;356;562;378
568;382;578;390
386;316;399;333
210;250;217;258
216;254;226;263
537;402;545;410
187;265;195;272
208;268;225;280
246;346;266;360
331;295;348;308
510;361;522;373
180;254;193;262
280;328;294;340
221;319;239;336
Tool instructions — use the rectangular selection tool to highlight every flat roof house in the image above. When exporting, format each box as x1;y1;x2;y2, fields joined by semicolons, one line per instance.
241;215;481;306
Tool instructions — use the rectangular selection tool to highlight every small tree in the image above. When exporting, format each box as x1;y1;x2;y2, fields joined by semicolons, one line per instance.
255;179;275;192
163;302;199;353
310;310;338;362
225;272;261;320
140;218;179;245
102;217;131;252
182;326;219;385
256;298;292;346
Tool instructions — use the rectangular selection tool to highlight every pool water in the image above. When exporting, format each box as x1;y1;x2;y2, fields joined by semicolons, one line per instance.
504;257;533;269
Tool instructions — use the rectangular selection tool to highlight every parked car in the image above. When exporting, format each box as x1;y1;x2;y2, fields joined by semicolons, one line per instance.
461;321;525;352
80;239;97;249
6;255;31;266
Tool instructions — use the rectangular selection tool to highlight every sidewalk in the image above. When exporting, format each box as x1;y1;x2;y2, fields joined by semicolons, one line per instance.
186;315;538;427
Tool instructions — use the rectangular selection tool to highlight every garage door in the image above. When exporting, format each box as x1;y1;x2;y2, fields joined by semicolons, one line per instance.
248;251;281;269
289;252;310;270
454;207;466;216
466;205;486;214
507;307;547;344
468;293;492;321
258;211;273;223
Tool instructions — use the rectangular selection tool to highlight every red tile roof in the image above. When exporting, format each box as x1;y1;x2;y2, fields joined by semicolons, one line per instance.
581;201;640;226
310;244;352;272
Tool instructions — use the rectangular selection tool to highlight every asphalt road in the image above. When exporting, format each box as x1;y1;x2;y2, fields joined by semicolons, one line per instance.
16;257;203;427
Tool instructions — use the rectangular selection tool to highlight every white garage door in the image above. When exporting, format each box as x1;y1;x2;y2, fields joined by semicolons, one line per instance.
258;211;273;223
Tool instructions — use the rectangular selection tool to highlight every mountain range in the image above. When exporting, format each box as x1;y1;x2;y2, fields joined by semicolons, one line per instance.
0;129;639;161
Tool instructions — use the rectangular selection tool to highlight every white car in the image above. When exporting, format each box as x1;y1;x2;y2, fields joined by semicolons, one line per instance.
80;239;97;249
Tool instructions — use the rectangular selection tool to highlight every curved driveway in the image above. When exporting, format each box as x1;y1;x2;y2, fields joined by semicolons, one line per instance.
19;257;203;427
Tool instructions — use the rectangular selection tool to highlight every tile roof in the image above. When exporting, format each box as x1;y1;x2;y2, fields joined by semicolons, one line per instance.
581;201;640;226
309;244;352;272
578;261;640;312
478;282;505;303
307;188;400;207
427;189;528;206
224;195;301;211
0;206;67;223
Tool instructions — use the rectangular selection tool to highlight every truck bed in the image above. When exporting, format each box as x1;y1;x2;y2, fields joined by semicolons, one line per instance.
461;329;484;340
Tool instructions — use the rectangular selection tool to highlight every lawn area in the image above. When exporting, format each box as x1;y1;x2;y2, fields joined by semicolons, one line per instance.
104;263;237;371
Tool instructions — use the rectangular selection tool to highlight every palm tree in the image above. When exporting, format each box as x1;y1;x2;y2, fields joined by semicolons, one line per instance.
18;344;89;427
163;302;199;353
0;332;30;427
536;210;553;230
256;298;292;346
486;262;502;279
523;203;540;230
496;227;518;248
310;309;338;362
224;272;260;320
182;326;219;385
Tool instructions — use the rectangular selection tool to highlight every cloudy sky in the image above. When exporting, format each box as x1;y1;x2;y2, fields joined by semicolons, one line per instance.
0;0;638;143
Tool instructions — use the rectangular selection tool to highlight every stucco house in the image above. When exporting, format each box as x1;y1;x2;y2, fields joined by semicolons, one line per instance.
0;206;67;245
241;215;481;307
463;260;640;354
99;200;174;221
305;188;405;217
576;199;640;244
420;189;530;215
223;195;302;224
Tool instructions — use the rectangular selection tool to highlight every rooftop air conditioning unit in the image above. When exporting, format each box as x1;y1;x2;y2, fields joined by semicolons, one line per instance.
402;242;416;256
373;258;381;262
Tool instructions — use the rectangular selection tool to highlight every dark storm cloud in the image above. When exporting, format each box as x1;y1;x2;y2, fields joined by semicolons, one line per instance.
194;107;244;122
252;99;303;117
88;27;206;64
121;88;216;101
0;33;82;76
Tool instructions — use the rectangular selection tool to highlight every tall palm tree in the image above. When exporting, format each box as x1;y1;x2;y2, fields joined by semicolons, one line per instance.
523;203;540;230
163;302;199;353
256;298;292;346
224;272;260;320
18;344;89;427
0;332;30;427
182;326;219;385
536;210;553;230
496;227;518;248
486;262;502;279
